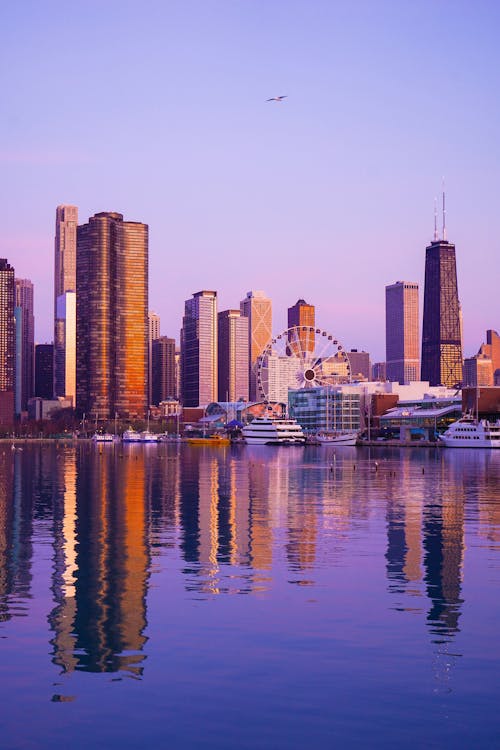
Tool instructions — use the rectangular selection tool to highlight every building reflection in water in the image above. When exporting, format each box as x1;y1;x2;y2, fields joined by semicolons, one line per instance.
49;445;149;675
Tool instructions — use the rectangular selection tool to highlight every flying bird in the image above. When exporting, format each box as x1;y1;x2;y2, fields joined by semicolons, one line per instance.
266;95;287;102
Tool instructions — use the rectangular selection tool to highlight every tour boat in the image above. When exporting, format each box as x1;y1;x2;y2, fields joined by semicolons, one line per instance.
316;432;358;446
92;432;115;443
122;429;142;443
186;434;230;446
242;417;305;445
439;416;500;448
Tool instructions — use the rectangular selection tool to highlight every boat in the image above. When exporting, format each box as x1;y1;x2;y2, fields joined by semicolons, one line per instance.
139;431;159;443
92;432;115;443
186;434;230;446
439;415;500;448
122;429;142;443
242;417;305;445
316;432;358;446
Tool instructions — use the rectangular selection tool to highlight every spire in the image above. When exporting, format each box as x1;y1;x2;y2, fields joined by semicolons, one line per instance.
433;197;438;241
442;177;447;241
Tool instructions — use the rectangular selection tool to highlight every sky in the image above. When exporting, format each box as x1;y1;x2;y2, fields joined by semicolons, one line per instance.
1;0;499;362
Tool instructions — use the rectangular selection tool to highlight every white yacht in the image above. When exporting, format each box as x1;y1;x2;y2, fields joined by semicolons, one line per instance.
122;429;142;443
242;417;305;445
92;432;115;443
439;416;500;448
316;432;358;446
139;431;159;443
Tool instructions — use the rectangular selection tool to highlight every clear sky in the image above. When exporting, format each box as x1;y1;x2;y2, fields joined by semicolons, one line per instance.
1;0;499;362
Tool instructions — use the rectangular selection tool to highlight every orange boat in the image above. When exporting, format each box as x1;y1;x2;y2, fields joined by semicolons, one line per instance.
186;434;230;446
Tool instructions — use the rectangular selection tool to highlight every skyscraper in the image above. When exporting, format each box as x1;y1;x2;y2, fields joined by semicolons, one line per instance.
180;291;217;407
421;207;463;387
287;299;315;355
148;312;161;406
76;212;148;419
0;259;15;423
152;336;176;405
14;278;34;413
217;309;249;402
240;290;272;402
385;281;420;384
35;343;54;399
54;206;77;399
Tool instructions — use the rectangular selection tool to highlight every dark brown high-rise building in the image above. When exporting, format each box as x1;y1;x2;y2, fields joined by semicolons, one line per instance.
76;212;148;419
0;259;15;423
287;299;315;355
35;344;54;399
152;336;176;405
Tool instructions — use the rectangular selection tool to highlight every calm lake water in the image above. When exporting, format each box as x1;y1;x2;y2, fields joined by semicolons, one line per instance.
0;442;499;749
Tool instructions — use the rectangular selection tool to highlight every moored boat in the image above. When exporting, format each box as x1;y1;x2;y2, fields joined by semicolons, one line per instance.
316;432;358;446
242;417;305;445
92;432;115;443
186;434;230;446
439;416;500;448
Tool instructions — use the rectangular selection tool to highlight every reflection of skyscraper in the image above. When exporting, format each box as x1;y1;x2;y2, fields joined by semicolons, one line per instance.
287;299;315;355
421;219;463;387
385;281;419;384
217;309;249;402
77;212;148;419
180;290;217;407
240;291;272;402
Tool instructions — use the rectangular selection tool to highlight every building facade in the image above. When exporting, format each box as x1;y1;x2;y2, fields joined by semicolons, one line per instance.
0;259;15;422
76;212;148;419
240;290;272;401
180;291;217;407
217;309;249;402
35;343;54;399
54;291;76;405
287;298;315;355
386;281;420;384
288;386;362;433
148;311;161;406
421;241;463;387
54;205;78;396
346;349;372;381
14;278;34;413
152;336;176;405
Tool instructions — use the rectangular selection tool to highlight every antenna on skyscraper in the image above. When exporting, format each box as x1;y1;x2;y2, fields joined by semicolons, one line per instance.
442;177;447;241
433;197;438;241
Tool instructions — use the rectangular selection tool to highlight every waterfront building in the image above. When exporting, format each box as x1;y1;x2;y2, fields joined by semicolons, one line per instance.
54;291;76;405
240;290;272;401
288;386;362;433
180;291;217;407
421;212;463;387
35;344;54;399
0;259;15;423
464;329;500;387
346;349;371;380
217;309;249;402
152;336;176;405
14;278;34;414
76;212;148;419
148;311;161;405
386;281;420;384
287;299;315;355
258;352;302;404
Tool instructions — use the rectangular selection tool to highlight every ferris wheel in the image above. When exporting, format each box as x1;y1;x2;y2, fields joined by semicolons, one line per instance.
256;326;352;403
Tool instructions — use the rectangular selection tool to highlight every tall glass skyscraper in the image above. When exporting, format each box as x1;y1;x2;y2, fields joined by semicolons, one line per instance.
385;281;420;384
240;290;272;402
180;291;217;407
421;240;463;387
14;278;34;412
76;212;148;419
0;259;15;423
54;205;78;399
217;309;249;402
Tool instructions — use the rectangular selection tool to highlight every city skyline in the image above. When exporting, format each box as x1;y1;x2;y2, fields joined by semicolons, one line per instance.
1;3;499;361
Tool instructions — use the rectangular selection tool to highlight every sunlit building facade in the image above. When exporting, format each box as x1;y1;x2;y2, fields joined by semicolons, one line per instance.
54;291;76;405
217;309;249;402
76;212;148;419
181;290;217;407
421;241;463;387
287;298;315;355
240;290;272;401
386;281;420;384
54;205;78;397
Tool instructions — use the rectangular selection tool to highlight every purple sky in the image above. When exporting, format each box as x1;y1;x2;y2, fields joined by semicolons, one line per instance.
1;0;499;362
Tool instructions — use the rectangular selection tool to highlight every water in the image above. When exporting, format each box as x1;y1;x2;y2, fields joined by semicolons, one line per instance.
0;442;499;749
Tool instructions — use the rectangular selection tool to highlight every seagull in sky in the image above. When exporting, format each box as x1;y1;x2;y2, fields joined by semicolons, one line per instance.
266;95;287;102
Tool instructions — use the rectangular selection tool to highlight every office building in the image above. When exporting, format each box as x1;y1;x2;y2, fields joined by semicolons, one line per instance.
35;343;54;399
14;278;34;413
54;291;76;405
346;349;372;381
152;336;176;405
372;362;387;381
386;281;420;384
77;212;148;419
240;290;272;401
0;259;15;423
217;309;249;402
463;355;494;388
421;205;463;387
287;299;315;355
180;291;217;407
148;312;160;405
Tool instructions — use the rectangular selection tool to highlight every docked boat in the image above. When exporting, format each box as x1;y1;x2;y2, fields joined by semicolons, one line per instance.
122;429;142;443
439;416;500;448
139;431;159;443
316;432;358;446
92;432;115;443
186;434;230;446
242;417;305;445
